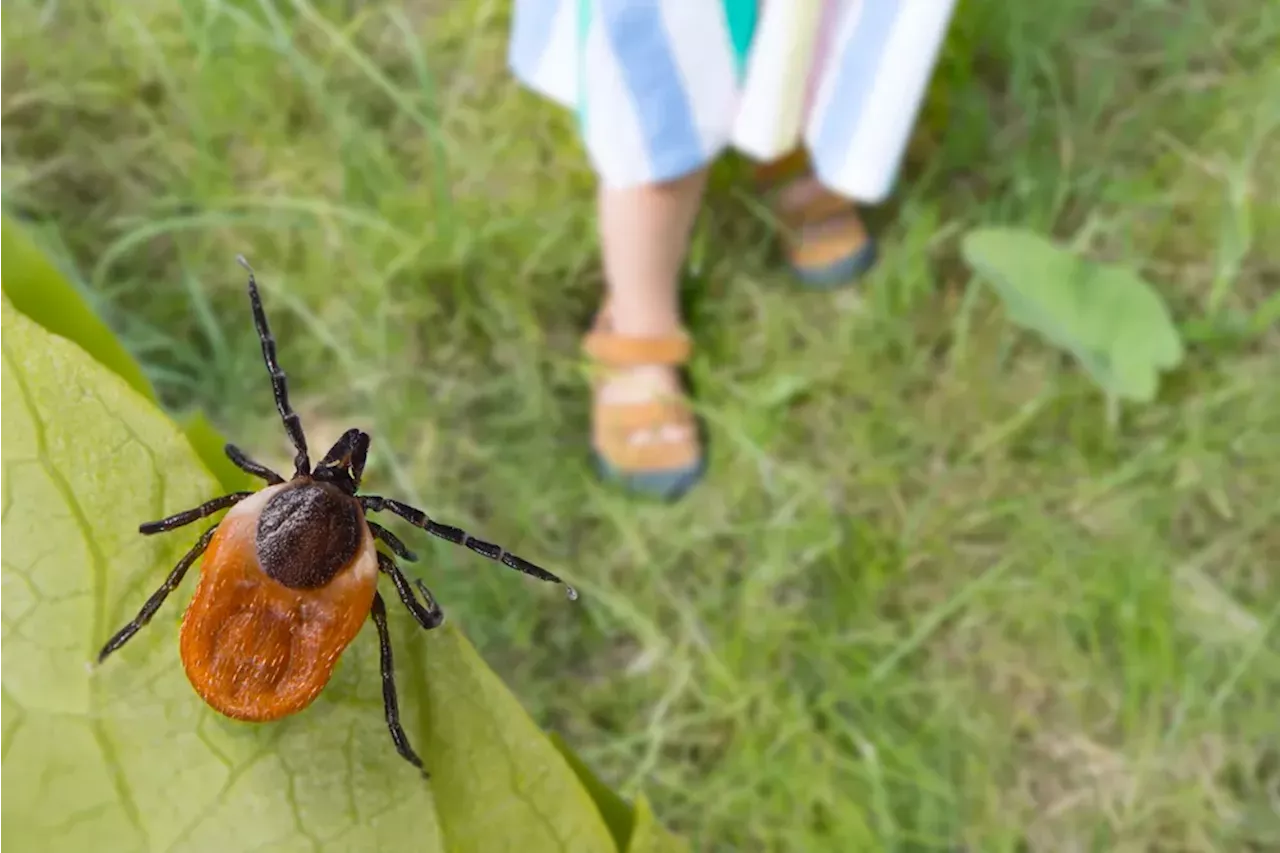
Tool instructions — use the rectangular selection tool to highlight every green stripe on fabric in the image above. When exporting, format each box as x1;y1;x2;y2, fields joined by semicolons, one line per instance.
576;0;592;128
721;0;759;79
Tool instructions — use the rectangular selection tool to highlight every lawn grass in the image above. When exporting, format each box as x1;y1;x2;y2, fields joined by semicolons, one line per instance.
4;0;1279;850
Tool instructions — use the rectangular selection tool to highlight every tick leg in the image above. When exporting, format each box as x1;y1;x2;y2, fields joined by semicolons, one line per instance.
238;255;310;478
224;444;285;485
367;521;418;562
361;496;578;600
98;524;219;662
139;492;254;535
377;552;443;630
318;428;370;489
369;592;427;776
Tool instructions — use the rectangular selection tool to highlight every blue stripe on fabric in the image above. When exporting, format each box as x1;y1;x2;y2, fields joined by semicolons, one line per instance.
813;2;903;163
509;0;561;82
721;0;759;80
599;0;707;182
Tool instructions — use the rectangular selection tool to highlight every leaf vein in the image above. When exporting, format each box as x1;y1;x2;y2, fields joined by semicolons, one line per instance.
163;733;285;852
1;340;151;848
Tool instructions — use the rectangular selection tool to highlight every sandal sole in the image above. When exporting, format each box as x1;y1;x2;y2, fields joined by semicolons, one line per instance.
592;451;706;501
791;238;878;290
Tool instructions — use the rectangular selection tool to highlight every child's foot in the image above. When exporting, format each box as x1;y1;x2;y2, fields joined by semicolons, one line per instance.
755;150;878;288
583;307;704;500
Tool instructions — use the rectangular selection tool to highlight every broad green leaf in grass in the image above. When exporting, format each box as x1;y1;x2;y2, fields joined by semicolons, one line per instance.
962;227;1185;403
1;298;667;853
0;216;252;493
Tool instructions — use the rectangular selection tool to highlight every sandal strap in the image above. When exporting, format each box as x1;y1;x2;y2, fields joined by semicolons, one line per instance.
754;150;857;231
583;330;692;367
596;398;694;430
593;397;700;472
775;187;857;232
584;307;702;475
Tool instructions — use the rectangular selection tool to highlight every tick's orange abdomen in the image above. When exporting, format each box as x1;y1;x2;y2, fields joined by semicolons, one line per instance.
179;484;378;722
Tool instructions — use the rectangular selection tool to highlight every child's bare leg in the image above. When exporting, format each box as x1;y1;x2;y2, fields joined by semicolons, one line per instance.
597;168;708;446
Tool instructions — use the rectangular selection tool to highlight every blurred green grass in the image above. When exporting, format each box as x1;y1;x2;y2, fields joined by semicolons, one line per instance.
3;0;1279;849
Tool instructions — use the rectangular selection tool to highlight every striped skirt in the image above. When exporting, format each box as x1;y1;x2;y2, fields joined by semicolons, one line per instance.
509;1;957;204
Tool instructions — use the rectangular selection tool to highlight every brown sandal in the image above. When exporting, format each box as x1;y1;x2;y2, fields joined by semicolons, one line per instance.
754;148;878;288
582;307;705;499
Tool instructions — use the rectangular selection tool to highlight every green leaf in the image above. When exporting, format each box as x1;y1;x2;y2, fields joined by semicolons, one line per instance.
0;298;633;852
550;732;636;850
2;298;444;851
1;217;250;493
546;736;689;853
547;736;689;853
179;410;255;493
1;255;688;852
1;216;155;401
417;623;618;852
626;794;691;853
962;227;1185;402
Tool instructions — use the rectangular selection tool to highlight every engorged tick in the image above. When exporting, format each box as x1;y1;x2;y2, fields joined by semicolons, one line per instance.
97;256;577;776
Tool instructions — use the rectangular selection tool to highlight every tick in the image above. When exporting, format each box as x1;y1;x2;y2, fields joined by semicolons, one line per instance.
97;257;576;775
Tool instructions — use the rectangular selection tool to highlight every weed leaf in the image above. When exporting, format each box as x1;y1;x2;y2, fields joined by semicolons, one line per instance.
962;227;1184;402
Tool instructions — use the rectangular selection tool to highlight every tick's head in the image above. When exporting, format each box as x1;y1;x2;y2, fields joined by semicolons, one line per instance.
310;428;370;495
